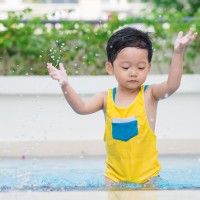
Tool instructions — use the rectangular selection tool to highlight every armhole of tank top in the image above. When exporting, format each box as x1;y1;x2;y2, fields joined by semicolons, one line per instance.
104;89;113;141
106;88;113;113
142;84;156;135
144;85;149;91
112;87;116;102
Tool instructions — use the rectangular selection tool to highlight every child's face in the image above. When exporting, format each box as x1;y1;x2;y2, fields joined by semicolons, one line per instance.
109;47;151;90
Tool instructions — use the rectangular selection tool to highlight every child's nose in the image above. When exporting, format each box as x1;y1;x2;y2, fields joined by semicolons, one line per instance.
128;68;137;76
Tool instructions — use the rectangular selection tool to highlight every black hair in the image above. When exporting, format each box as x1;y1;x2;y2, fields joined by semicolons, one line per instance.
106;27;153;65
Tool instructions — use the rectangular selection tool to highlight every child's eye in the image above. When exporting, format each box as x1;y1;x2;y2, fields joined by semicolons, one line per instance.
122;66;129;70
138;64;146;70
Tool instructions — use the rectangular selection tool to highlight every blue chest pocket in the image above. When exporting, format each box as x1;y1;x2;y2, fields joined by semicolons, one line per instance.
112;116;138;142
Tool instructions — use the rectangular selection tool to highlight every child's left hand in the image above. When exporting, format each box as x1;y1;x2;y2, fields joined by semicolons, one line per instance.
174;28;198;53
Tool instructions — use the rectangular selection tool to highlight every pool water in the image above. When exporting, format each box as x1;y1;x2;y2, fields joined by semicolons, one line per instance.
0;155;200;191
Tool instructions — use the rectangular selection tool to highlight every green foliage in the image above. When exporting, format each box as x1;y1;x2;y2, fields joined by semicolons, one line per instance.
141;0;200;16
0;7;199;75
140;0;200;73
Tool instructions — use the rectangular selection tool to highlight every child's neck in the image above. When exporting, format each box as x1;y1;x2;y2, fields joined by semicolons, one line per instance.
114;86;140;108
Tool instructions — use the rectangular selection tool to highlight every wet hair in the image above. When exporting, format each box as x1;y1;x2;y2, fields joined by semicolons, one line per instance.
106;27;153;65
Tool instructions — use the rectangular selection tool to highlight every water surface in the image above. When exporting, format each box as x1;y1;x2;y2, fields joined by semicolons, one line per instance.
1;155;200;191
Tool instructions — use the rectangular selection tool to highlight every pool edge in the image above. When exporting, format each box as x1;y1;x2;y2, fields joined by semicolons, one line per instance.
1;138;200;157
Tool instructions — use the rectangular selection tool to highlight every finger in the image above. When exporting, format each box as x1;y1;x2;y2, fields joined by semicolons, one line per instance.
59;63;65;71
47;63;53;67
177;31;183;39
191;32;198;41
51;76;59;81
47;63;53;73
47;63;54;70
47;64;55;74
50;71;58;76
50;73;59;80
185;31;198;44
48;63;58;74
182;28;193;40
187;28;193;37
47;62;51;69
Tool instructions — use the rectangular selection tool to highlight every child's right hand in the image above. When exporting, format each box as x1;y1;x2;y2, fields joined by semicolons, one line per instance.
47;63;68;86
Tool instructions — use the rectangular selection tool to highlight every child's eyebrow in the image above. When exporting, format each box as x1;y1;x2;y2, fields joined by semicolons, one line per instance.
119;60;147;65
137;61;147;64
119;61;131;65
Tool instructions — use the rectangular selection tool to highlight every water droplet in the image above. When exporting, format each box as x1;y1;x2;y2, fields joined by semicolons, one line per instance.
164;93;169;98
150;118;154;122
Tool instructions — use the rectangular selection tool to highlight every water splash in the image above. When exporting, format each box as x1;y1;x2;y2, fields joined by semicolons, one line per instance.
164;93;169;98
1;156;200;192
44;41;66;68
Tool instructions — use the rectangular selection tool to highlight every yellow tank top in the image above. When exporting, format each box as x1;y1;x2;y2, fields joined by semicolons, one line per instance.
104;85;161;184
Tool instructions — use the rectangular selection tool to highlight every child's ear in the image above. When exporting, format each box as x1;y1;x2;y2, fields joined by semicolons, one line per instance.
105;62;113;75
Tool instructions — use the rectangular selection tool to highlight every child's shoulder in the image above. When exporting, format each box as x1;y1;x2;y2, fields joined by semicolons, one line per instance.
97;90;110;110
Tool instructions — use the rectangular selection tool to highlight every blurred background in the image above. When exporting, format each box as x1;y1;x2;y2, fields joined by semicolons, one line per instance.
0;0;200;159
0;0;199;76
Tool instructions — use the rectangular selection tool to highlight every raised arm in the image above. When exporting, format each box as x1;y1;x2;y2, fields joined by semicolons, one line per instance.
47;63;105;114
151;28;198;100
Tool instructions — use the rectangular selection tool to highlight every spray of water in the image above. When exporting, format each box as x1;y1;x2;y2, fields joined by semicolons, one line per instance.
41;40;65;68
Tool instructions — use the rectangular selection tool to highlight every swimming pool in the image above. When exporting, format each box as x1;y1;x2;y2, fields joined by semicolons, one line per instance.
1;155;200;192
